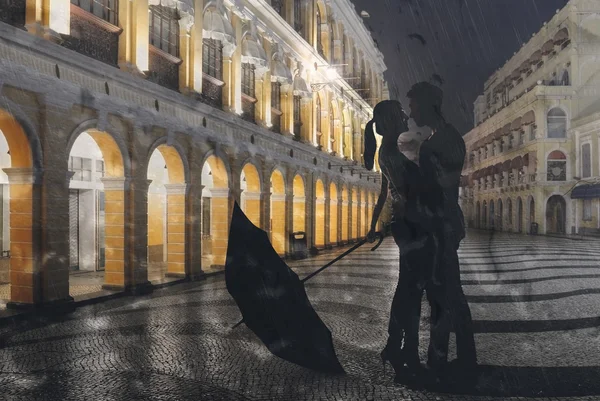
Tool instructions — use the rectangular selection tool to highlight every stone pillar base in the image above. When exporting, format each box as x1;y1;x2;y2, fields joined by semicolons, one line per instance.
119;62;147;78
6;296;75;314
165;272;186;279
127;281;154;296
188;271;207;281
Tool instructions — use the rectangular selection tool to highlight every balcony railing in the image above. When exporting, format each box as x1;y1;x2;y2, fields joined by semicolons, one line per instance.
199;72;224;109
241;93;256;123
0;0;26;28
61;4;121;67
271;108;282;133
147;45;181;92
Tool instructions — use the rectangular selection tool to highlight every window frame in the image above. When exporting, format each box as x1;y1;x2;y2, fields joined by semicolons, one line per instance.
202;38;223;80
149;5;180;58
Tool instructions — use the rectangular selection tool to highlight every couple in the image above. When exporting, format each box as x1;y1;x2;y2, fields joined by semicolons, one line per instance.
365;82;477;388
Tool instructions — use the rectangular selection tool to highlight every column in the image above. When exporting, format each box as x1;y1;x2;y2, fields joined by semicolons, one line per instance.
39;166;72;304
357;190;362;238
260;190;270;232
120;0;150;73
191;0;205;92
165;183;187;278
261;39;272;128
187;183;205;280
179;22;193;93
324;194;331;248
127;177;152;293
101;177;127;291
230;14;243;114
284;190;293;256
209;187;230;267
4;168;43;307
25;0;69;39
301;96;313;144
270;193;286;255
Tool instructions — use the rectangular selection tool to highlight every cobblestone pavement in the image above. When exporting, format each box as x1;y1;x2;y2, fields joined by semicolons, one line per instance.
1;230;600;401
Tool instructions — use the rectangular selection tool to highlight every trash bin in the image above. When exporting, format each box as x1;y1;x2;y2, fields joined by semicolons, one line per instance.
530;222;539;235
289;231;308;260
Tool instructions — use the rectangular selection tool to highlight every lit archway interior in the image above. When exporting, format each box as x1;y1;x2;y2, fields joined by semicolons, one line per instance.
0;110;36;304
68;129;125;293
147;144;186;280
368;192;375;233
201;155;229;268
270;169;286;256
329;183;338;245
315;180;325;248
341;185;349;242
293;175;306;233
240;163;261;228
351;188;358;240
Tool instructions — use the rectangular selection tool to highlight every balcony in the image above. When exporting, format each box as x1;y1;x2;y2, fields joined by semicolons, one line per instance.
147;45;181;92
61;3;121;67
0;0;26;28
199;72;224;109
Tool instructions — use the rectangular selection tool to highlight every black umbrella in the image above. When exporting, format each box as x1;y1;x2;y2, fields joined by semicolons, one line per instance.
225;202;383;374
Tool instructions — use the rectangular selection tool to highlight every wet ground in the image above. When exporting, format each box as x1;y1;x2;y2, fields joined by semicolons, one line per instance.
1;230;599;400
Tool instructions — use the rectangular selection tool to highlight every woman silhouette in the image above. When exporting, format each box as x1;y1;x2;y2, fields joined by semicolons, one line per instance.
365;100;436;384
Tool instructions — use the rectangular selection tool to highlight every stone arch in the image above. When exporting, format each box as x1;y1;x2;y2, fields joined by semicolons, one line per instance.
489;199;495;229
147;137;190;183
147;141;188;280
67;121;127;292
341;184;349;242
315;179;326;248
475;201;481;229
497;198;503;231
351;187;359;240
270;168;286;255
527;195;536;234
240;162;262;228
516;197;523;233
482;200;488;229
546;194;567;234
0;108;41;304
66;119;129;178
0;101;42;169
201;154;231;268
329;182;339;246
506;197;513;230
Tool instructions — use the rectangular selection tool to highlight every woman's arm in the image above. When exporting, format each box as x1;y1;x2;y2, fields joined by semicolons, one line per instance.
370;174;389;233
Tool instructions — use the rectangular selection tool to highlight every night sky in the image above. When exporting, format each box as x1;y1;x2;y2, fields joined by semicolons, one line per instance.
349;0;569;134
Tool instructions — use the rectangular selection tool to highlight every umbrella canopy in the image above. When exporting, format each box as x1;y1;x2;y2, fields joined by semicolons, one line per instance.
225;202;345;374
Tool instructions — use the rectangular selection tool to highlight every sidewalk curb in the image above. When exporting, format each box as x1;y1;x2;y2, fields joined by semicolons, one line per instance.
0;270;226;326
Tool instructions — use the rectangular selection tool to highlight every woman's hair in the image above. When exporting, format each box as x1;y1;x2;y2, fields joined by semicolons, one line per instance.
364;120;376;171
363;100;406;171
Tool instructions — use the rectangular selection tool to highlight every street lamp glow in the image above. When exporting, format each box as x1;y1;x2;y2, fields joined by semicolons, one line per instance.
326;67;338;80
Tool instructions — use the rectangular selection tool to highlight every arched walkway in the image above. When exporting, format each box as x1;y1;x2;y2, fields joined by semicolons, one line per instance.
341;185;349;243
292;175;306;235
517;197;523;233
147;144;187;281
361;189;367;237
497;199;503;231
482;201;487;229
68;128;126;293
201;155;230;268
240;163;261;228
490;200;495;230
528;197;536;234
315;180;325;248
507;198;513;231
270;169;286;256
546;195;566;234
329;183;338;246
0;109;37;304
351;188;358;240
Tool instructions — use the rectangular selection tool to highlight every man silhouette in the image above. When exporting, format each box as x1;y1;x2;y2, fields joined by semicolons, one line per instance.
407;82;477;382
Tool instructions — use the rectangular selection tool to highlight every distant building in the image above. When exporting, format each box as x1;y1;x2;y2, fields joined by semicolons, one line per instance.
461;0;600;237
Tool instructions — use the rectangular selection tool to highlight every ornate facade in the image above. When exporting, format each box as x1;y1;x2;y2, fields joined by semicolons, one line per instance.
461;0;600;237
0;0;389;306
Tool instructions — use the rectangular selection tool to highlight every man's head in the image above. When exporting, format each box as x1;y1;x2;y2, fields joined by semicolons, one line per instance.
406;82;444;128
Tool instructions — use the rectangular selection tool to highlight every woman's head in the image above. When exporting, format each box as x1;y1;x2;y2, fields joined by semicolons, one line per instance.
363;100;409;171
